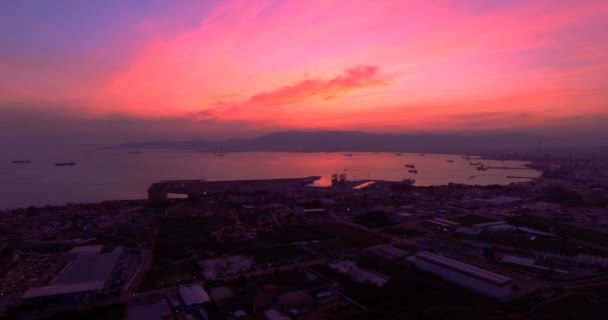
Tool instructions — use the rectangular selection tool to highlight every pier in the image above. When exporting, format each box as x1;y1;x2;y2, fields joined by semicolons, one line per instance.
506;175;537;179
148;176;321;202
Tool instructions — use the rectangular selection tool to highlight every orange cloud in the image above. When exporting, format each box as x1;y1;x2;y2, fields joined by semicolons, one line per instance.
249;65;386;105
193;65;389;122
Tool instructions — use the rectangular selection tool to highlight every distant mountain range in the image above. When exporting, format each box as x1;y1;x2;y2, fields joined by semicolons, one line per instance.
104;131;608;155
105;130;596;155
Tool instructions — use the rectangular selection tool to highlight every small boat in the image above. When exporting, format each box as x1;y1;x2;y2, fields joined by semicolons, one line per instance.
419;154;426;157
404;164;415;168
54;162;76;166
394;153;402;156
215;153;225;157
11;160;31;164
447;160;454;163
408;169;418;174
344;153;353;157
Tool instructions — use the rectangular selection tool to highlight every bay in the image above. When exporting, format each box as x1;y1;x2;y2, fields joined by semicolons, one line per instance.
0;150;541;209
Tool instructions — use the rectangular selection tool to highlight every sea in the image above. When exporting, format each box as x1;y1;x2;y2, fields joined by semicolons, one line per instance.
0;150;541;210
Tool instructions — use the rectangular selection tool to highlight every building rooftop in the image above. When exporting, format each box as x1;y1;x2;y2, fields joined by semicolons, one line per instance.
501;255;537;267
425;218;456;228
264;308;289;320
473;221;509;228
516;227;559;237
68;245;103;254
23;246;123;299
209;286;234;301
416;251;511;286
126;301;172;320
179;285;211;306
372;245;408;260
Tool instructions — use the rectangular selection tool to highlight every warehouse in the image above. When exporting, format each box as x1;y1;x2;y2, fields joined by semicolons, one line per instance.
178;284;211;310
413;251;511;299
23;245;124;302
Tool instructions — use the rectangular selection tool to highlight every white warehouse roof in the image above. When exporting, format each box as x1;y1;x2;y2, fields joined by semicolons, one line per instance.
23;246;123;299
416;251;511;286
179;285;211;306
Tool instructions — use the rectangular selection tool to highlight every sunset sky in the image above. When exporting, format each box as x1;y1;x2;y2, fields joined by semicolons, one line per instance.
1;0;608;144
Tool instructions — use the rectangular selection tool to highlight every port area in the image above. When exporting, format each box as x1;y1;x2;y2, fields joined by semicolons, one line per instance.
148;176;321;201
3;157;608;319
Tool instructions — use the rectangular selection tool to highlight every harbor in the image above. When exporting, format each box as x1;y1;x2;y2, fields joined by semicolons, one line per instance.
1;151;541;209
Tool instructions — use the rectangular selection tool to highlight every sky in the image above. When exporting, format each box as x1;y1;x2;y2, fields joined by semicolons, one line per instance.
1;0;608;147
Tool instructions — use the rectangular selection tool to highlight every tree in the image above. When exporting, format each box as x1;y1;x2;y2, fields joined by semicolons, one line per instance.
482;247;495;261
236;275;247;288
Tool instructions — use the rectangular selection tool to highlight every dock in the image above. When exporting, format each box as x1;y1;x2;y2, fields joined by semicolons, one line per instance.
148;176;321;202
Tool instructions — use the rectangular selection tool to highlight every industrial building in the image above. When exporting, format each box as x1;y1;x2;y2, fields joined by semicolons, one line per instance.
178;284;211;310
412;251;512;299
23;245;124;302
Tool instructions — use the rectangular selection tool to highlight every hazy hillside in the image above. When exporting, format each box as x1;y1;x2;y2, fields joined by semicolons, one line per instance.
106;130;576;154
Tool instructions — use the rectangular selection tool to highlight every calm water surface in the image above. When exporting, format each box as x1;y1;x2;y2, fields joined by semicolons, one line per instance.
0;150;540;209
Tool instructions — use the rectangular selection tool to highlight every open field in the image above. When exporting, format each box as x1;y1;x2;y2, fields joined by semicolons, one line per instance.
381;226;424;238
138;216;230;291
449;214;496;226
312;265;503;319
352;212;398;228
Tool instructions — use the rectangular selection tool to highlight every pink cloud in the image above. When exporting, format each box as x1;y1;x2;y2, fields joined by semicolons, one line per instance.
187;65;389;123
247;65;387;105
2;0;608;134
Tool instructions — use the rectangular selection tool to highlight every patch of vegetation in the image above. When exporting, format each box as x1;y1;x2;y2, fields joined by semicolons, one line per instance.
381;226;424;238
313;265;502;320
139;260;199;291
237;244;309;264
508;214;608;247
15;243;70;254
353;211;398;228
520;287;608;320
255;270;328;293
543;184;584;207
138;216;231;291
39;304;126;320
312;224;386;244
258;225;327;244
96;216;155;248
448;214;496;226
306;224;387;254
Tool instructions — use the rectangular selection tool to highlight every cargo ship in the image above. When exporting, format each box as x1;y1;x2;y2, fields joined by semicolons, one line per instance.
54;162;76;166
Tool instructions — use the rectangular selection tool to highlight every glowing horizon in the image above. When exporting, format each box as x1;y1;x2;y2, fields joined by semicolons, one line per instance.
1;0;608;136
